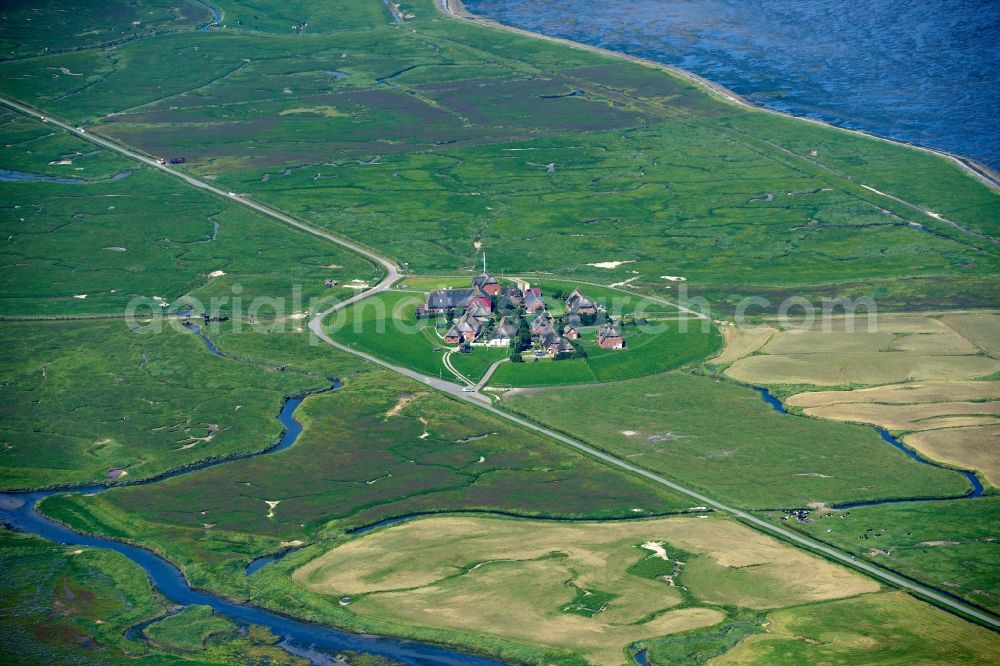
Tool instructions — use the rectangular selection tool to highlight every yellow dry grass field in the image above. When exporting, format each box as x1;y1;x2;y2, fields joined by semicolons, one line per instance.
785;381;1000;485
905;425;1000;488
786;381;1000;408
801;401;999;431
294;515;877;664
724;314;1000;386
708;325;777;365
725;353;997;386
939;312;1000;356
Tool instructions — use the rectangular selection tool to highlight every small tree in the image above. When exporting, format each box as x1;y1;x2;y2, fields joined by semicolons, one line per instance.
509;350;524;363
514;317;532;352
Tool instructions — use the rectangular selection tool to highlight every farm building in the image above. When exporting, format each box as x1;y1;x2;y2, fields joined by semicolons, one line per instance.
424;287;476;314
531;311;554;335
597;322;626;350
563;324;579;340
523;288;545;313
502;284;523;305
472;272;502;296
565;287;598;315
544;334;577;356
488;317;519;346
445;314;482;344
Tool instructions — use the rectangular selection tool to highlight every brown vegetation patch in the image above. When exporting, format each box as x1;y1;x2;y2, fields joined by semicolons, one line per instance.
905;425;1000;487
709;325;777;365
802;401;999;431
787;381;1000;408
295;514;875;661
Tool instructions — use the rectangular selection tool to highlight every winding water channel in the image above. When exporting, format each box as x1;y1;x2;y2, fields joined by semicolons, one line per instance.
0;322;986;665
755;388;984;508
0;388;502;665
0;169;132;183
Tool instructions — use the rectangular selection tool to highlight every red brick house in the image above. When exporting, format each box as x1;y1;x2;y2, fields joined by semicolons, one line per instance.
523;288;545;313
565;287;597;315
596;322;625;350
445;314;482;344
472;272;502;296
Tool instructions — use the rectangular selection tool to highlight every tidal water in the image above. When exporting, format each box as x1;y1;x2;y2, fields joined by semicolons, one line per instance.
464;0;1000;170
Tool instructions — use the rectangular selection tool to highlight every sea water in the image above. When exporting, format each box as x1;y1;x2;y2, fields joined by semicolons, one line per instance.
464;0;1000;170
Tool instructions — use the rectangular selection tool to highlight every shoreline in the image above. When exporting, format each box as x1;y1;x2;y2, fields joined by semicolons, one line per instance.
436;0;1000;193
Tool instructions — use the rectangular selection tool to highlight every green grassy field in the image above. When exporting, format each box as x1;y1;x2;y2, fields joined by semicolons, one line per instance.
0;111;378;317
0;0;210;59
714;591;1000;665
39;369;696;589
327;290;456;379
449;346;508;381
490;319;721;387
504;372;970;509
0;0;995;314
779;496;1000;615
0;319;339;489
1;0;997;663
144;605;236;652
0;529;307;665
329;286;720;387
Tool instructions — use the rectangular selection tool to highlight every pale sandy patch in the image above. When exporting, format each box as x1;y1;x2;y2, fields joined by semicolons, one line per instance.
208;270;226;278
265;500;280;519
919;541;961;547
385;392;421;418
660;275;686;281
621;430;638;436
610;276;640;288
297;514;875;607
73;294;88;299
641;541;669;560
279;106;346;117
587;260;634;269
175;423;220;450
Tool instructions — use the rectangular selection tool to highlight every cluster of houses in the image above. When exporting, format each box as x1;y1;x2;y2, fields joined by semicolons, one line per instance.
418;273;626;356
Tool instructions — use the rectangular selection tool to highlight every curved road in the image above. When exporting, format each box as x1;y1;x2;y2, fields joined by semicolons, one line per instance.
3;95;997;629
